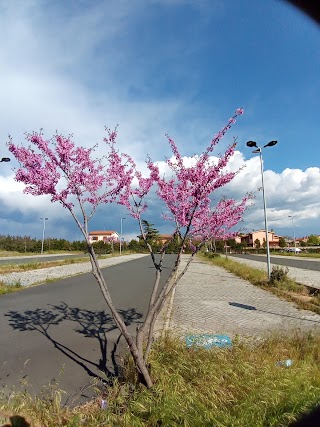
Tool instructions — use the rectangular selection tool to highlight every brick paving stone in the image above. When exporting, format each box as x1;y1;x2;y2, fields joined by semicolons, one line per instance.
170;257;320;338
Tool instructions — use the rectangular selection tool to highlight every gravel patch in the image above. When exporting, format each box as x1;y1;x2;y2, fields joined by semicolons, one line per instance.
0;254;148;287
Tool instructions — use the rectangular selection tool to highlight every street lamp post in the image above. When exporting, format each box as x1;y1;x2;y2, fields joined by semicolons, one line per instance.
0;158;10;163
40;217;48;255
119;217;125;255
288;215;297;252
247;140;278;280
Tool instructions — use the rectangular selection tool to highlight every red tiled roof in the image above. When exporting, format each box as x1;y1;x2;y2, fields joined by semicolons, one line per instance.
89;231;118;236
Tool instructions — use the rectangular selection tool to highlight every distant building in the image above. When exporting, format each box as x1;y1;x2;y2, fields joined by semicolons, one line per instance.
88;230;119;244
138;233;173;245
296;236;308;245
158;234;173;244
235;230;281;248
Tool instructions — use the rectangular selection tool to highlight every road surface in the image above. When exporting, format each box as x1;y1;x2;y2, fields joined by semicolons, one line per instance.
0;255;175;405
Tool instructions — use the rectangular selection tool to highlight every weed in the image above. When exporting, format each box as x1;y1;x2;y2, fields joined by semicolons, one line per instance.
270;265;289;284
1;334;320;426
0;280;22;295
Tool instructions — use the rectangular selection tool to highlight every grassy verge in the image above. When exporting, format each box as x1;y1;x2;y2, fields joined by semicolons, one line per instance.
0;250;85;257
201;253;320;315
0;257;90;274
0;281;22;295
1;334;320;426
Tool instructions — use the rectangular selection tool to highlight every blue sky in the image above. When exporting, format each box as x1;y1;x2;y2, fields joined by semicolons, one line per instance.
0;0;319;242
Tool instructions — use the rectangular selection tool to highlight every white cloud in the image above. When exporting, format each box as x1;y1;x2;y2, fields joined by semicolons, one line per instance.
0;1;319;241
225;153;320;236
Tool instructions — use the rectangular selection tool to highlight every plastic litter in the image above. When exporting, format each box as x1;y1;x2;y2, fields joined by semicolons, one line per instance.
185;334;232;349
276;359;293;367
101;399;108;409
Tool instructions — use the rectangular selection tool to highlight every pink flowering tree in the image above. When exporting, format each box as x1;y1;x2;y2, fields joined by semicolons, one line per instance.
121;109;251;360
8;109;250;388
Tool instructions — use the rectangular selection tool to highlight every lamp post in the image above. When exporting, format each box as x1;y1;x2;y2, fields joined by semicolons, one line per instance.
119;217;125;255
40;217;48;254
0;158;10;162
246;140;278;280
288;215;297;252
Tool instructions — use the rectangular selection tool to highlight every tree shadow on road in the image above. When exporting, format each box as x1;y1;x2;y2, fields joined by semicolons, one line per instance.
4;303;142;395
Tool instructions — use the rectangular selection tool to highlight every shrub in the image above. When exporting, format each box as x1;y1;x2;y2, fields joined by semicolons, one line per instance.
204;252;221;259
270;265;289;285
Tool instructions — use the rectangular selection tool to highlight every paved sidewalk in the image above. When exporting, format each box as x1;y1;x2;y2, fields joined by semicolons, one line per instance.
170;257;320;338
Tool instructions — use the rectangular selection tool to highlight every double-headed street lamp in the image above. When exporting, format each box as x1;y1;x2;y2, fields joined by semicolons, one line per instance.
288;215;297;252
119;217;126;255
246;140;278;280
40;217;48;255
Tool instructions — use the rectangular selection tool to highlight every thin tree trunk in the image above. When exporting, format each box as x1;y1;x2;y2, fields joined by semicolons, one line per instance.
87;245;153;388
136;264;162;357
141;248;201;361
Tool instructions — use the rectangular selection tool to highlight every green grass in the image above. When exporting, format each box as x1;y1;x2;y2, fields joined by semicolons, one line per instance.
1;333;320;426
204;253;268;285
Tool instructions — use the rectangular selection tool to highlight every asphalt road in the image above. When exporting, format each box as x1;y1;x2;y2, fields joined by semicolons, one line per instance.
232;254;320;272
0;255;175;405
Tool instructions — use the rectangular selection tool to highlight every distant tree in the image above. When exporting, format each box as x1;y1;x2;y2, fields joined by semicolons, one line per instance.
140;220;159;241
262;238;267;249
91;240;112;254
138;220;161;251
165;234;181;254
300;240;307;247
307;234;320;246
279;237;286;248
128;239;140;251
214;240;225;252
226;238;237;249
254;238;261;249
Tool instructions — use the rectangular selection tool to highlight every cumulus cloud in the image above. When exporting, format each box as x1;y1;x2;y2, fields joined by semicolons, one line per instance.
0;1;318;241
225;152;320;236
138;149;320;238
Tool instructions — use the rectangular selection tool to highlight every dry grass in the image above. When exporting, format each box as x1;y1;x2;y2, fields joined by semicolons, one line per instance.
1;333;320;426
0;258;88;274
0;281;22;295
0;250;84;258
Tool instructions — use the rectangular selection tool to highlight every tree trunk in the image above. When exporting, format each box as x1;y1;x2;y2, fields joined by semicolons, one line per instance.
87;244;153;388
